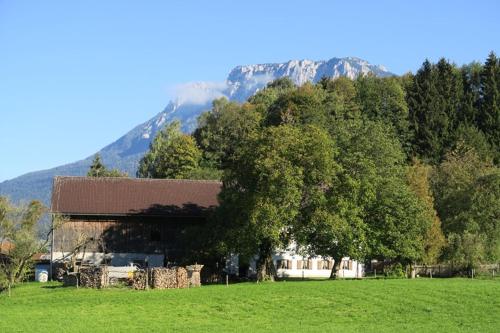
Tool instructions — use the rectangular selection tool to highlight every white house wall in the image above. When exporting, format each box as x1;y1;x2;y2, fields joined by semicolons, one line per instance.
247;245;364;279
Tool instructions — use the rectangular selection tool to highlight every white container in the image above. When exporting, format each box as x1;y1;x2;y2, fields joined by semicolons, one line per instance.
35;264;49;282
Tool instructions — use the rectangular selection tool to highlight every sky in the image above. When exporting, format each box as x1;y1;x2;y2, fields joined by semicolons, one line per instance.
0;0;499;182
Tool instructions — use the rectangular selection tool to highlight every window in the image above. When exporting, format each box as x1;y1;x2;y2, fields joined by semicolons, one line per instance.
276;259;291;269
298;259;311;270
318;260;330;270
342;260;352;270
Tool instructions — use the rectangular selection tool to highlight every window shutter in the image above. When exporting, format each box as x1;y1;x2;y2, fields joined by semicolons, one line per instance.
288;260;292;270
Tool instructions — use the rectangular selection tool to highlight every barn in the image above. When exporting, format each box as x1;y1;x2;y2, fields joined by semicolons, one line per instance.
50;176;221;268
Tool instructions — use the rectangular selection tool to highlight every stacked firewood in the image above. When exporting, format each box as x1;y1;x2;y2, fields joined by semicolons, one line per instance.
79;266;109;289
131;270;148;290
52;262;67;281
62;273;78;287
176;267;189;289
131;267;190;290
151;268;177;289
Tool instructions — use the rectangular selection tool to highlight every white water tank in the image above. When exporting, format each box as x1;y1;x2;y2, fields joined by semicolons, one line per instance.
35;264;49;282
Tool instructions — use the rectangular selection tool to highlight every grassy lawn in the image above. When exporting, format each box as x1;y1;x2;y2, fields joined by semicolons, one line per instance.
1;278;499;332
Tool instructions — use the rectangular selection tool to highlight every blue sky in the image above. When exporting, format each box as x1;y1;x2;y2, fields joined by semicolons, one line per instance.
0;0;498;181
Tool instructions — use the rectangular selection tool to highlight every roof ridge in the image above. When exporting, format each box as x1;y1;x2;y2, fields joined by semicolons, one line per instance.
54;176;222;184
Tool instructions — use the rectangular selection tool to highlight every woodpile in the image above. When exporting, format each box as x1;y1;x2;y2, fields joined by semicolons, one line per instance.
58;265;199;290
131;270;148;290
131;267;191;290
62;273;78;287
52;262;67;281
176;267;189;289
79;266;109;289
151;267;177;289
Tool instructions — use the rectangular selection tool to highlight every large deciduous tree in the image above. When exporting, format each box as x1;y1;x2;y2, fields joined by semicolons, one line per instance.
355;75;412;155
432;144;499;269
406;160;445;264
219;124;337;281
137;120;202;179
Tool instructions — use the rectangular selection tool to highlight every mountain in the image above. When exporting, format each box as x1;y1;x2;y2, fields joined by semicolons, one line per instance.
0;57;393;205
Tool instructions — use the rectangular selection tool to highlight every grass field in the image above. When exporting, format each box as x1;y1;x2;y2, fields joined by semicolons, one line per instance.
1;278;499;332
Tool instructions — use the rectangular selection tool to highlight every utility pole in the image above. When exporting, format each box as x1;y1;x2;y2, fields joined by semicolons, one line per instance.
49;214;55;281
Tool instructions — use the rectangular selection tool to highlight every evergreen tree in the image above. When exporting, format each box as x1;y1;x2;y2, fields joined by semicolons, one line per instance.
435;58;463;146
479;51;500;151
459;62;482;125
408;59;459;162
407;60;441;161
87;154;107;177
87;154;127;177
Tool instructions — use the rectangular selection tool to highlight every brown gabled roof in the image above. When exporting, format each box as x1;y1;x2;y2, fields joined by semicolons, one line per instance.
51;176;221;217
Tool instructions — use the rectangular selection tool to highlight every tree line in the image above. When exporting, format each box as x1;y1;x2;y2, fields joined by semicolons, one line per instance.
136;52;499;280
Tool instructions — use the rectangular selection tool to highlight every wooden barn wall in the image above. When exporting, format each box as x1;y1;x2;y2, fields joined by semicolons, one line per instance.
53;215;204;262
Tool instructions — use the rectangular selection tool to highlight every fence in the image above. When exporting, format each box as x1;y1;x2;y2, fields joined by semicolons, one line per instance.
412;263;498;278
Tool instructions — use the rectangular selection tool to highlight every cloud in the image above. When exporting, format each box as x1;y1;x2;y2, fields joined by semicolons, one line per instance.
247;73;276;87
169;81;228;105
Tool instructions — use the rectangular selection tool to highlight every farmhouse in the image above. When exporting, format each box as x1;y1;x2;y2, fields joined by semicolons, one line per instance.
51;176;363;278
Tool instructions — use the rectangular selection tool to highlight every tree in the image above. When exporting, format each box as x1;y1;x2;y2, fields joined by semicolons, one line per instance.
265;83;327;127
459;62;482;125
0;198;64;296
435;58;463;139
304;120;430;276
219;125;337;281
478;51;500;152
406;160;445;264
432;144;499;269
194;98;261;171
247;78;296;118
356;75;412;156
452;124;496;163
321;77;361;121
137;120;202;179
407;59;451;162
87;154;128;177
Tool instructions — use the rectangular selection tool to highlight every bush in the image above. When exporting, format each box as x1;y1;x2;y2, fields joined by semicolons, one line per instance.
384;263;406;278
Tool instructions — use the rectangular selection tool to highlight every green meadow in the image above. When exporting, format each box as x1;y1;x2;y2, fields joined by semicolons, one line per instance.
1;278;499;332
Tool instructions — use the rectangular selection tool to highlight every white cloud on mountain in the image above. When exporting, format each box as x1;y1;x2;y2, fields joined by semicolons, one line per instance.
170;81;228;105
